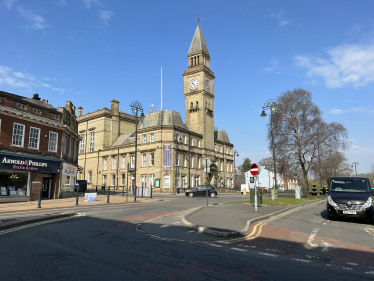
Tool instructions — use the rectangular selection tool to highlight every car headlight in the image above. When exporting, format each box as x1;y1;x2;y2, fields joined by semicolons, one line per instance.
328;195;338;208
362;197;373;209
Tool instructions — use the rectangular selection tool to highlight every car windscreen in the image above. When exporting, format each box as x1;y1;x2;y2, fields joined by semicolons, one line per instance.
330;179;370;193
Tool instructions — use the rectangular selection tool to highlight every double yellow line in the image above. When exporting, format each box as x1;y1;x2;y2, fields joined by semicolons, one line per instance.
0;213;85;236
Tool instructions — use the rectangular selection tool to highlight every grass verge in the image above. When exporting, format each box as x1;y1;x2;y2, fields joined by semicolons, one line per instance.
229;195;325;208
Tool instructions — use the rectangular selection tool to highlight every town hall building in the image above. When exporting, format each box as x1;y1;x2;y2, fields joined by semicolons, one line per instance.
77;24;235;192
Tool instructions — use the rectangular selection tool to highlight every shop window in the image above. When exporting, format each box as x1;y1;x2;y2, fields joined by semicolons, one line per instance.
163;174;170;188
0;171;29;197
103;158;107;170
28;127;40;149
150;153;154;166
89;132;95;152
88;172;92;183
150;133;154;142
149;174;155;188
12;123;25;147
121;174;125;186
79;134;85;153
141;175;146;187
111;174;115;186
48;131;58;152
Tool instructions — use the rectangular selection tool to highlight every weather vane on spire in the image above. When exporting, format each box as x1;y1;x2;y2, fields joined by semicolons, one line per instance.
196;15;201;25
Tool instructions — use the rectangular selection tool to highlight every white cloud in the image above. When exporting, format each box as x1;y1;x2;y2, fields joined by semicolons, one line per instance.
295;42;374;88
17;6;48;30
56;0;68;6
352;145;359;149
99;10;113;25
83;0;100;9
264;58;279;72
331;107;374;115
278;20;290;27
3;0;17;9
0;65;62;92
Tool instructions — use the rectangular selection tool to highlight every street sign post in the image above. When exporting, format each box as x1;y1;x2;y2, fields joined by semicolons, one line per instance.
250;163;261;212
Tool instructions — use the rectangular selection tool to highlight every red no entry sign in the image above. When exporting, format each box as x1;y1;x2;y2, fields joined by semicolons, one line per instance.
250;163;259;176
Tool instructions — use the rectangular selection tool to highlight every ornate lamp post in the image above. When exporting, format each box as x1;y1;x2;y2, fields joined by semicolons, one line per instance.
261;99;279;192
130;101;144;202
234;150;239;188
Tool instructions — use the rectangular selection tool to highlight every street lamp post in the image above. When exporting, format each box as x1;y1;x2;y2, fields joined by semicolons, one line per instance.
266;163;271;189
234;150;239;188
130;101;144;202
261;99;279;192
351;162;359;176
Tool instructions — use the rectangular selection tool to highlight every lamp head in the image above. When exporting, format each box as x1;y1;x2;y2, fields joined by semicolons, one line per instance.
260;110;267;118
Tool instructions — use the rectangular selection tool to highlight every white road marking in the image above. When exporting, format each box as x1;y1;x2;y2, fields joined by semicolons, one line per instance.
188;230;195;233
337;266;352;271
217;241;231;244
251;246;257;248
265;248;279;252
365;271;374;275
258;252;278;257
307;228;332;252
292;258;311;263
173;222;181;224
346;263;358;266
208;244;223;248
231;247;247;252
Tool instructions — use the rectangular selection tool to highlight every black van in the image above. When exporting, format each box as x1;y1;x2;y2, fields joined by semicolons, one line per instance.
326;177;373;222
74;180;87;193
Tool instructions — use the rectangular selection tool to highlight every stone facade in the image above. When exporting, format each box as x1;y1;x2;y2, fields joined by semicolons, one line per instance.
77;25;235;193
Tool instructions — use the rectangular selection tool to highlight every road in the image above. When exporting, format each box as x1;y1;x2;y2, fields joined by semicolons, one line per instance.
0;194;373;280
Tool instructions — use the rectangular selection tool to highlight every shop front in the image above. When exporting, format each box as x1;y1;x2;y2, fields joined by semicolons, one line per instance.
0;152;60;202
61;162;78;195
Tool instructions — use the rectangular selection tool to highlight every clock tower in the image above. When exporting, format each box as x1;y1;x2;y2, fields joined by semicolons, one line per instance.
183;24;215;150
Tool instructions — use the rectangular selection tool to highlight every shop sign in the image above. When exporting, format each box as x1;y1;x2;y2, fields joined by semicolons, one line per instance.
84;193;97;202
62;163;77;177
0;155;59;173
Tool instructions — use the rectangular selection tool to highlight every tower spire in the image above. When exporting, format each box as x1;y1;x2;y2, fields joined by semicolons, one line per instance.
188;24;210;57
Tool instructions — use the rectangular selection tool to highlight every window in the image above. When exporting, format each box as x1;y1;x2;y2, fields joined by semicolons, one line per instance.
143;134;147;143
150;153;154;166
121;174;125;186
163;174;170;188
190;155;194;168
227;178;229;187
69;137;73;158
230;179;233;188
121;156;126;169
89;132;94;152
227;162;229;172
141;175;146;187
150;133;154;142
183;154;187;167
176;153;179;166
88;171;92;183
112;158;116;170
28;127;40;149
182;176;187;188
198;157;201;169
197;139;200;147
111;174;116;186
48;131;58;152
103;158;107;170
231;163;233;172
142;154;146;167
183;135;186;144
220;162;223;171
79;134;84;153
220;146;222;153
196;101;198;109
12;123;25;147
226;147;228;154
175;174;180;188
149;174;155;188
65;176;71;187
195;177;199;187
131;155;135;168
103;175;107;186
191;175;194;188
191;137;194;146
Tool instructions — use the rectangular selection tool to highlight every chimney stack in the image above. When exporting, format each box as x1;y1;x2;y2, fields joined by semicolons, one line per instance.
33;93;41;100
78;106;83;117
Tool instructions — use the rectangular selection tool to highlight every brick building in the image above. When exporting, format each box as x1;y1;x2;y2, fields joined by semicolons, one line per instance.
0;91;79;202
77;24;235;193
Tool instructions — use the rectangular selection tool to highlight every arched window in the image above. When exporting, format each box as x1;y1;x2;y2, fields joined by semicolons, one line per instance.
196;101;199;108
163;174;170;189
190;102;193;109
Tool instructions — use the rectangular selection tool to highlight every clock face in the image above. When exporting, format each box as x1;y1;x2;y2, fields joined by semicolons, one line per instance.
205;79;211;90
189;79;199;90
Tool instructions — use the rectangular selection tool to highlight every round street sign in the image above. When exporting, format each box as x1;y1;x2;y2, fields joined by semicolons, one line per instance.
250;163;259;176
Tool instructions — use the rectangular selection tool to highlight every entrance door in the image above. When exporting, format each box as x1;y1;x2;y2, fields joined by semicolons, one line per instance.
42;178;52;199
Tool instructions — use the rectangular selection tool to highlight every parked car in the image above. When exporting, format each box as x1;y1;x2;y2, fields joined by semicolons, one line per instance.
326;177;373;222
74;180;87;193
185;185;218;198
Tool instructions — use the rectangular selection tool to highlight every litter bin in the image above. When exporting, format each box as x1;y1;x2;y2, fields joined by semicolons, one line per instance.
295;186;301;199
250;188;262;205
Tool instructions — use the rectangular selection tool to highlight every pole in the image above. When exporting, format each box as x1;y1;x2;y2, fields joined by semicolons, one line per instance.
37;188;42;208
206;159;209;207
134;110;138;202
234;152;236;188
317;139;322;190
116;149;119;196
255;177;257;212
96;149;100;194
107;186;110;203
271;109;278;191
75;187;79;206
126;163;129;203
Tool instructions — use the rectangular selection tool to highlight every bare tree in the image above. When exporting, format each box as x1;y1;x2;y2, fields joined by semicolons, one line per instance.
269;88;350;197
258;157;273;167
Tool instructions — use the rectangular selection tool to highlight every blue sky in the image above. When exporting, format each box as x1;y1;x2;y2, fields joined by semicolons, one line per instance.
1;0;373;173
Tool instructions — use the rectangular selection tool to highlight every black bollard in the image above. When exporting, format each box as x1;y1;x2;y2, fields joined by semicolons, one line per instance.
107;186;110;203
37;188;42;208
122;185;124;197
150;186;152;199
142;186;144;198
96;185;98;193
75;187;79;206
134;186;137;202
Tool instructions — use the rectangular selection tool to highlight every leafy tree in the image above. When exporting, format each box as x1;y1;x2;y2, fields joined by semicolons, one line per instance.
240;158;252;173
269;88;350;197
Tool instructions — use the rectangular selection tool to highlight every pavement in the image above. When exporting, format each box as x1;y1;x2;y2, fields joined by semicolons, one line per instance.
183;199;326;236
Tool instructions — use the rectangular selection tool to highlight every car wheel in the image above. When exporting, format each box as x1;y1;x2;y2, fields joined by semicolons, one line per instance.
189;193;194;198
210;193;216;198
